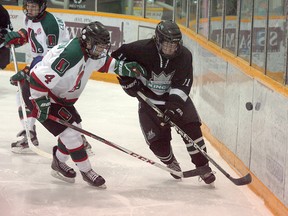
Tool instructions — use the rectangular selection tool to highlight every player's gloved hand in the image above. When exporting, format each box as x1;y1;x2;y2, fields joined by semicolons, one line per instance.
162;101;184;123
117;76;144;97
10;66;30;86
4;29;28;48
0;28;8;40
32;96;51;123
114;61;147;77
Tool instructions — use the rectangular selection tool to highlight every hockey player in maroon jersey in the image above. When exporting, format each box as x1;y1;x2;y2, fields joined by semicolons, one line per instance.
111;20;216;184
0;4;13;69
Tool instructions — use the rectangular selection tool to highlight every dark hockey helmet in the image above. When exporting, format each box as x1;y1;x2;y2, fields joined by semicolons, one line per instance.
23;0;47;20
155;20;183;59
80;21;111;60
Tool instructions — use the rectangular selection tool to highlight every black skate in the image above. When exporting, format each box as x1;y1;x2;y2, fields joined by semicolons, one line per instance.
11;125;39;154
82;135;94;157
51;146;76;184
167;158;182;179
199;164;216;184
81;169;106;188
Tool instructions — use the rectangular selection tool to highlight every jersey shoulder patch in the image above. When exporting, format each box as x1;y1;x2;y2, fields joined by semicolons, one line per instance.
51;39;83;76
54;58;70;74
41;12;62;47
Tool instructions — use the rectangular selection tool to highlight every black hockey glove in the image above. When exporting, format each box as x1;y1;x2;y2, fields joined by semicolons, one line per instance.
117;76;144;97
0;28;8;41
162;101;184;123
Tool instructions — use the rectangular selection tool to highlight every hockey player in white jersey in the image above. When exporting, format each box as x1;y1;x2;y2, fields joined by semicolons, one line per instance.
20;21;117;187
6;0;93;155
5;0;67;153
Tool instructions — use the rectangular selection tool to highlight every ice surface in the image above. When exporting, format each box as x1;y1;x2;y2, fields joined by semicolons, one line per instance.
0;71;272;216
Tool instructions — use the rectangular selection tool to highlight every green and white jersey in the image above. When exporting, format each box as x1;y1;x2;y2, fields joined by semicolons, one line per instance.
25;11;69;58
29;38;116;105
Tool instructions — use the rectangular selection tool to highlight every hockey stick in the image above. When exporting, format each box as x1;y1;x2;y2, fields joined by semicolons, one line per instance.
48;114;210;178
137;91;252;186
11;45;52;159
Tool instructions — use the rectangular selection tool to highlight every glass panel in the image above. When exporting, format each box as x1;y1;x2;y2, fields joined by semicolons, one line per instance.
0;0;19;5
238;0;253;61
189;0;198;31
46;0;95;11
266;0;286;83
251;0;268;73
285;0;288;85
199;0;209;38
97;0;125;14
175;0;187;26
224;0;238;53
209;0;223;45
145;0;172;20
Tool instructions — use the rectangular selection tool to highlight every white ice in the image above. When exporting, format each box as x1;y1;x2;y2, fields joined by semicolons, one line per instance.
0;71;273;216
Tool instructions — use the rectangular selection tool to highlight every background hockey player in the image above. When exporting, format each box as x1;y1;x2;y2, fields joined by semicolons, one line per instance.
19;21;117;187
0;4;13;69
111;20;216;184
5;0;93;155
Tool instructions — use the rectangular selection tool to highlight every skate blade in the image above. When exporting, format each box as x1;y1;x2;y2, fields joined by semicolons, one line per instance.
88;183;107;189
51;170;75;184
98;183;107;189
207;182;216;188
11;147;36;154
85;149;95;157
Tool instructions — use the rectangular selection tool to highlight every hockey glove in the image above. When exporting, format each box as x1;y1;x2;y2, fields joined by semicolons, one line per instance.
0;28;8;41
117;76;144;97
10;66;30;86
4;29;28;48
162;101;184;123
114;61;147;77
32;96;51;123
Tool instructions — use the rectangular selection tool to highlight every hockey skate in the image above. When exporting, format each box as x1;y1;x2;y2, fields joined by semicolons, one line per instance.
82;135;94;157
199;164;216;184
51;146;76;184
11;125;39;154
81;169;106;189
167;158;182;179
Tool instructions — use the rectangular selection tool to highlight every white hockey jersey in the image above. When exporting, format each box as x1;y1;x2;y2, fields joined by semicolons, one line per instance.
29;38;116;105
24;11;69;58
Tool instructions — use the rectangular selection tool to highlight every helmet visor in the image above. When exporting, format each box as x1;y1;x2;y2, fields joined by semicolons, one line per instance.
87;42;110;59
161;41;179;57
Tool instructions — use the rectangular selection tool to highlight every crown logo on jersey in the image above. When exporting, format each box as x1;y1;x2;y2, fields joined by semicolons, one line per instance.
151;71;174;82
146;129;156;140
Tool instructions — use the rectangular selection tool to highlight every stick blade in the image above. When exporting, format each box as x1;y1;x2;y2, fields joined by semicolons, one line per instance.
229;173;252;186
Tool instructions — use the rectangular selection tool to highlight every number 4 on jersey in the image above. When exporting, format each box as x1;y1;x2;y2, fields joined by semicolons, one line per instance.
44;74;55;84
